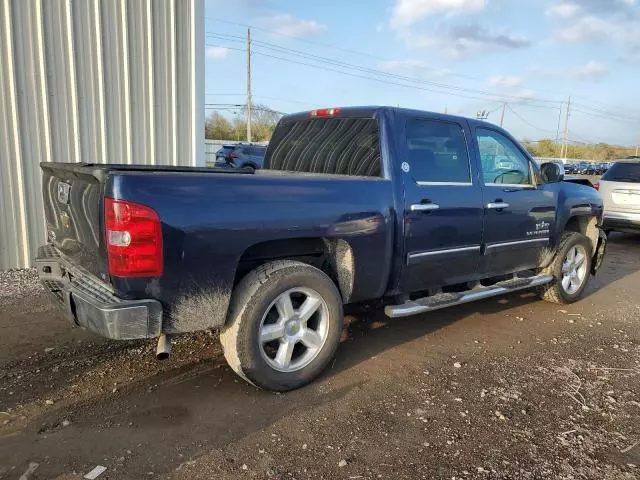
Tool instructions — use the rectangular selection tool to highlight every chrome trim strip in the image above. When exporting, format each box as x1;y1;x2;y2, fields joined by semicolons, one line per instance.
416;181;473;186
485;238;549;250
485;183;536;189
604;211;640;221
385;274;554;318
613;189;640;195
408;245;481;259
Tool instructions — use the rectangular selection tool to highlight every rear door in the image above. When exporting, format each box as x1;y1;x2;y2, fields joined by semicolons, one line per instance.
473;127;556;276
400;116;484;292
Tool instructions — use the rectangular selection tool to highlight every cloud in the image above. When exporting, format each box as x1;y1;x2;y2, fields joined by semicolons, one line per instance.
545;3;581;17
205;46;230;60
546;0;640;54
531;60;609;79
263;13;327;37
402;23;530;58
390;0;487;28
378;59;452;78
513;89;537;101
488;75;524;88
379;59;425;70
570;60;609;78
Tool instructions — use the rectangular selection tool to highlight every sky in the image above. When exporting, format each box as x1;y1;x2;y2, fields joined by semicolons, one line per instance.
204;0;640;146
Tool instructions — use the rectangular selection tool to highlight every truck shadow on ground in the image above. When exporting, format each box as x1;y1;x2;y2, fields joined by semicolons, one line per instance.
1;234;638;478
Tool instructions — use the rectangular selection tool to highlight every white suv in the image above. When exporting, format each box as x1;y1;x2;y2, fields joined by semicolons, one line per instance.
599;160;640;234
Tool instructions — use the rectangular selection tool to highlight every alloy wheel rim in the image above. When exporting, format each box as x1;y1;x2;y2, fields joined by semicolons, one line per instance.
258;287;329;372
561;244;588;295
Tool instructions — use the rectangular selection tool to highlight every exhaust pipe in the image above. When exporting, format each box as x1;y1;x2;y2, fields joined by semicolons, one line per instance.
156;333;171;360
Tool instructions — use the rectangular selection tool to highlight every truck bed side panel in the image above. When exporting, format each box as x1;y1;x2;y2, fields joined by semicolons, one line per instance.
107;171;395;332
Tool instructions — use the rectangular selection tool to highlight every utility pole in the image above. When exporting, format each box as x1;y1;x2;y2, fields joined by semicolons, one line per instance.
499;103;506;127
561;96;571;158
246;28;252;143
555;104;563;144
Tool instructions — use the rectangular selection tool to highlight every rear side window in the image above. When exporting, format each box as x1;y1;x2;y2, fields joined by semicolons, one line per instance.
405;119;471;183
265;118;381;177
602;162;640;183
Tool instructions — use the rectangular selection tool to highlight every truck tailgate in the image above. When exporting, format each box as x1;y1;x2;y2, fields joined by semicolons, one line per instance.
41;163;107;279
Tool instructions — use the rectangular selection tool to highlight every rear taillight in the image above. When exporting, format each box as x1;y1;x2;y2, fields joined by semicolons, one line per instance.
310;107;341;117
593;182;600;190
104;198;163;277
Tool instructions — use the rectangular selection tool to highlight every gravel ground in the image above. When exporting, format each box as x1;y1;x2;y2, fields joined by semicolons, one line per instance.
0;268;43;300
0;233;639;479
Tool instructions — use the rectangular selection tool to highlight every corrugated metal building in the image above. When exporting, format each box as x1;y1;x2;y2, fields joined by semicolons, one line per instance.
0;0;204;269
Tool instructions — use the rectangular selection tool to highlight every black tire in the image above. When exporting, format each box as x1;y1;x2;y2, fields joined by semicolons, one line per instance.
537;232;593;304
220;260;343;391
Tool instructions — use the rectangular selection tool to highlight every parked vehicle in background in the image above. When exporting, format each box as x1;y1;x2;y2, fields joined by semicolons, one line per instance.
215;144;238;165
215;144;267;170
599;160;640;234
36;106;607;392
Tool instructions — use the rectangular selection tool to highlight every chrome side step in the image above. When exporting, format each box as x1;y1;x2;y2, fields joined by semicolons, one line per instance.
384;274;554;318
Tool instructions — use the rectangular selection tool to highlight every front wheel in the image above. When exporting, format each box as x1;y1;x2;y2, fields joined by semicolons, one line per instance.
538;232;593;304
220;260;344;391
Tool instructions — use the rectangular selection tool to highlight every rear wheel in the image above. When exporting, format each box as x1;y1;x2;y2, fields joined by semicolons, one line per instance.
538;232;592;304
220;260;343;391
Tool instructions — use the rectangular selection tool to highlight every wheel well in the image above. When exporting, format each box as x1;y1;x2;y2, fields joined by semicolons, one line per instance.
234;238;354;302
564;216;599;253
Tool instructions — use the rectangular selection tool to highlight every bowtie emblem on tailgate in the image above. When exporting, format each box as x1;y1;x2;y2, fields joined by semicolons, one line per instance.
57;182;71;204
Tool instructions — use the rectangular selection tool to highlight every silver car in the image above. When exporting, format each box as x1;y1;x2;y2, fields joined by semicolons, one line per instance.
599;160;640;234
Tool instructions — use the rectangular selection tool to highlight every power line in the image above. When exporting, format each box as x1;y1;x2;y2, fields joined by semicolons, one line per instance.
204;20;640;114
205;41;562;107
506;104;556;134
572;105;640;124
205;20;640;119
206;32;563;107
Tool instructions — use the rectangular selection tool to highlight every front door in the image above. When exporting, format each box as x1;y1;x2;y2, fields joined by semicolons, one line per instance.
473;127;556;276
401;117;484;293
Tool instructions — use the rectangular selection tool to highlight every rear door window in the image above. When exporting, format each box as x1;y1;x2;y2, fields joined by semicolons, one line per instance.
265;118;381;177
602;163;640;183
405;119;471;184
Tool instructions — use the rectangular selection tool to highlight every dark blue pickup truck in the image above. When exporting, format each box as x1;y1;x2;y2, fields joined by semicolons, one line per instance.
37;106;606;391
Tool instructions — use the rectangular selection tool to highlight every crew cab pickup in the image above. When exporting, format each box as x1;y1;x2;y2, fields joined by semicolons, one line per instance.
37;107;607;391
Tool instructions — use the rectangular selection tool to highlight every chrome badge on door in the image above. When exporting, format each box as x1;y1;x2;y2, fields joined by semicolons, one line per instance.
57;182;71;204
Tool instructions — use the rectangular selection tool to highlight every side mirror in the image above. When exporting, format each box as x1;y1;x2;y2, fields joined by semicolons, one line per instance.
540;162;564;184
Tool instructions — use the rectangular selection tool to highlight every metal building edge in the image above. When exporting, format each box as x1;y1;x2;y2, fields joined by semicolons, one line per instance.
0;0;204;269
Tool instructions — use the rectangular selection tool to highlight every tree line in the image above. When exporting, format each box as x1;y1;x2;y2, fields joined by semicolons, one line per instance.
522;139;636;161
205;104;281;142
206;109;636;161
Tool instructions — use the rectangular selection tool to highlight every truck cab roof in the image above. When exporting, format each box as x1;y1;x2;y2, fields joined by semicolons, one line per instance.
281;106;486;127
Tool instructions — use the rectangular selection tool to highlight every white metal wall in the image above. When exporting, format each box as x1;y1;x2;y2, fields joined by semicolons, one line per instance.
0;0;204;269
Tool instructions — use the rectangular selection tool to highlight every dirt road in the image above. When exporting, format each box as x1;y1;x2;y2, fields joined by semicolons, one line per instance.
1;234;639;479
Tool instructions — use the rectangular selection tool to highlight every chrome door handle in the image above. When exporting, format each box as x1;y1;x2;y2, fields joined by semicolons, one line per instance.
487;202;510;209
411;203;440;211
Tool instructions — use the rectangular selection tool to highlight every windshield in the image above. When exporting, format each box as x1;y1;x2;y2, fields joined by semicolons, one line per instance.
601;162;640;183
